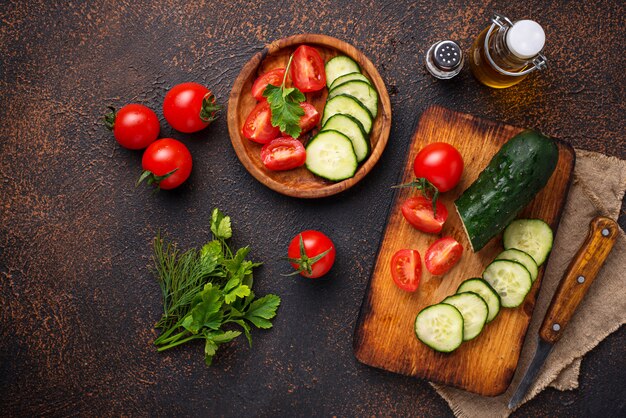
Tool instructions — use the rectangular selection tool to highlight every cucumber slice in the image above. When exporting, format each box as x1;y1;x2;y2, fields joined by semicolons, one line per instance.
322;94;373;134
325;56;360;88
320;114;370;163
457;278;501;322
496;248;539;282
328;81;378;118
329;72;371;90
503;219;554;266
305;130;358;181
414;303;464;353
442;292;489;341
482;260;532;308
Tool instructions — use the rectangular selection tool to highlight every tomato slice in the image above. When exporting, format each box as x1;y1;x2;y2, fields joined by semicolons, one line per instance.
251;68;286;101
390;249;422;292
243;101;281;144
425;237;463;275
296;103;320;135
260;137;306;171
290;45;326;93
401;196;448;234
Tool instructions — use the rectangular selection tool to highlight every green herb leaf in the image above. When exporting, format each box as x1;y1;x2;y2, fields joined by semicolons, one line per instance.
224;284;251;304
211;208;232;240
264;84;305;138
244;294;281;329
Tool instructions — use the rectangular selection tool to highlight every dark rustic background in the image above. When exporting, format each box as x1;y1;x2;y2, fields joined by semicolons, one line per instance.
1;0;624;416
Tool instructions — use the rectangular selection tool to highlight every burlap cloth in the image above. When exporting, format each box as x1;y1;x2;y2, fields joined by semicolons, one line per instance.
432;149;626;417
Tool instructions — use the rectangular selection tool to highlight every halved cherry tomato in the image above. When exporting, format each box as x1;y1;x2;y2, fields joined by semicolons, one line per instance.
251;68;286;101
288;230;336;279
401;196;448;234
243;101;281;144
261;137;306;171
295;102;320;135
413;142;464;192
425;237;463;275
290;45;326;93
390;249;422;292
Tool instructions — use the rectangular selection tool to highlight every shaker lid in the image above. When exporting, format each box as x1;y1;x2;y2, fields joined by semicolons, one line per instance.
506;20;545;59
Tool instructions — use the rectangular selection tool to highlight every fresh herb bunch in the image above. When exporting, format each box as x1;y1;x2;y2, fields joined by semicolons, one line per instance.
152;208;281;365
263;53;305;138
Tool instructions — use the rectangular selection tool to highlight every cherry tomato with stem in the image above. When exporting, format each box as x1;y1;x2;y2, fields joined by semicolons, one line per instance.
251;68;286;101
137;138;192;190
163;82;221;133
290;45;326;93
104;104;160;150
243;101;281;144
287;230;336;279
401;195;448;234
261;137;306;171
390;249;422;292
425;237;463;275
413;142;464;192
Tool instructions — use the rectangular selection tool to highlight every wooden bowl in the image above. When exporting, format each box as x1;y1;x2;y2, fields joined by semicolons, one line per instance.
227;34;392;198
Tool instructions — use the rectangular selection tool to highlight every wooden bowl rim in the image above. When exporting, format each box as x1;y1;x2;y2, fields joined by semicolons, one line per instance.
227;33;392;199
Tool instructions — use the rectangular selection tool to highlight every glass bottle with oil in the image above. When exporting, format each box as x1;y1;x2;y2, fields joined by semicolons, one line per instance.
469;13;547;88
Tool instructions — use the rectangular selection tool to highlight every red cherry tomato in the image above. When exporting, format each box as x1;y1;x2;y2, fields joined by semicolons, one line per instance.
163;82;220;133
288;230;336;279
261;137;306;171
413;143;464;192
390;249;422;292
243;101;281;144
105;104;160;150
290;45;326;93
425;237;463;275
296;102;320;135
401;196;448;234
139;138;192;190
251;68;286;101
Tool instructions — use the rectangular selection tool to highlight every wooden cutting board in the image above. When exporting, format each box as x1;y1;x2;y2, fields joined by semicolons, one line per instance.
353;106;575;396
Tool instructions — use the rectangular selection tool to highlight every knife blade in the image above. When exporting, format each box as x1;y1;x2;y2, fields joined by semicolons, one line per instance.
508;216;618;410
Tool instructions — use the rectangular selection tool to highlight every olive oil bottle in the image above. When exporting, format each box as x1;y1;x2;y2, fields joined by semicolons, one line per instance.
469;13;547;88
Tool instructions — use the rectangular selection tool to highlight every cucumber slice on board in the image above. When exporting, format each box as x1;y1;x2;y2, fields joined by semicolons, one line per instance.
503;219;554;266
322;94;373;134
325;56;360;88
457;278;501;322
414;303;464;353
320;114;370;163
329;72;372;90
305;130;358;182
442;292;489;341
482;260;532;308
328;80;378;118
495;248;539;282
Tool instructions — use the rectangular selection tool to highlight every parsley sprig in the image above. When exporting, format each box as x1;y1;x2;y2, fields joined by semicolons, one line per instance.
152;208;281;366
263;53;305;138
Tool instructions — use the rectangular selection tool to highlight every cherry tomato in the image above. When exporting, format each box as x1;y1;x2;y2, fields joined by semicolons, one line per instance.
104;104;160;150
413;143;464;192
139;138;192;190
296;102;320;136
425;237;463;275
261;137;306;171
401;196;448;234
390;249;422;292
243;101;281;144
163;82;220;133
290;45;326;93
251;68;286;101
288;230;336;279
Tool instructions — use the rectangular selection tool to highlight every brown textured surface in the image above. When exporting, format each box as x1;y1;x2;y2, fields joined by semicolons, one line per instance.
354;107;575;396
0;0;624;417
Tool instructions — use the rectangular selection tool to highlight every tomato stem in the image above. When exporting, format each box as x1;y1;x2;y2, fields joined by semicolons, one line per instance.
393;178;440;217
199;93;221;123
103;106;116;131
136;168;178;189
281;233;332;277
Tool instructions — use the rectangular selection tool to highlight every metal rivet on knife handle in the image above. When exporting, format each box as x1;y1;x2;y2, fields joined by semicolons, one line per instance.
552;323;560;331
577;275;585;283
602;228;610;236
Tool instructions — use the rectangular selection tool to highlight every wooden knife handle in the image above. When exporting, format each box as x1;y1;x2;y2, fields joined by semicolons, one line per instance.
539;216;619;344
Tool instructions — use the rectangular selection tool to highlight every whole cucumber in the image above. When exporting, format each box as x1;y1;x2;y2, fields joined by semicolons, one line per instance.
455;130;559;252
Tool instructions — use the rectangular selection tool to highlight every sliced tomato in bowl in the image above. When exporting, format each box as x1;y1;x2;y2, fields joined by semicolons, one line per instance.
243;101;281;144
251;68;286;101
296;102;320;135
425;237;463;275
290;45;326;93
261;137;306;171
401;196;448;234
390;249;422;292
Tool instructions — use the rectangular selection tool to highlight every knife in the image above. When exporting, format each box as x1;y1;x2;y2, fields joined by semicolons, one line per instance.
508;216;619;410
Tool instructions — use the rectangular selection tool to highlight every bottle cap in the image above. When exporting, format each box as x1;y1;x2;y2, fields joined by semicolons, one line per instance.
506;20;545;59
